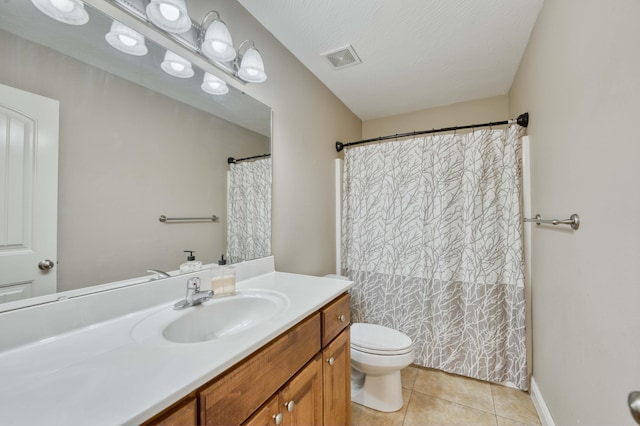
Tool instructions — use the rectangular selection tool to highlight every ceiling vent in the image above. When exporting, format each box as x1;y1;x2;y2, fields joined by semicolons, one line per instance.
322;45;362;70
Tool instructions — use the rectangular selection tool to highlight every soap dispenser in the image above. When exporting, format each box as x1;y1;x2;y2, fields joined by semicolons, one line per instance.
180;250;202;273
210;254;236;296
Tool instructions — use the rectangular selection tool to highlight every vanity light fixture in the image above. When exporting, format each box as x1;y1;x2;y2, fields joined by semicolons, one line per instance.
31;0;89;25
201;72;229;95
200;11;236;63
161;50;194;78
237;41;267;83
146;0;192;34
105;20;148;56
36;0;269;86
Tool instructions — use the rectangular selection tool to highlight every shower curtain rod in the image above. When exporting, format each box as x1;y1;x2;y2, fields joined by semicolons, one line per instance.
335;112;529;152
227;153;271;164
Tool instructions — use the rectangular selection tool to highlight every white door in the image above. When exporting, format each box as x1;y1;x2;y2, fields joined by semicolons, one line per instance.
0;83;59;303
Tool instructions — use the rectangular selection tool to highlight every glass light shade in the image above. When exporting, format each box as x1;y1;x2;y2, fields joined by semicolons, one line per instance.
201;73;229;95
31;0;89;25
201;20;236;63
105;21;148;56
161;50;194;78
146;0;192;33
238;47;267;83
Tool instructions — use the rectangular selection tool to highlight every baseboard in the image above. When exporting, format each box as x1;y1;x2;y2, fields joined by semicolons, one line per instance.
530;377;556;426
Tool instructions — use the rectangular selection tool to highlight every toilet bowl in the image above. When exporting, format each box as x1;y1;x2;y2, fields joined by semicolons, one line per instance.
350;322;415;412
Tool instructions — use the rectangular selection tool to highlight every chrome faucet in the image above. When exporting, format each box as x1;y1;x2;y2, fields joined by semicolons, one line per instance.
147;269;171;279
174;277;213;310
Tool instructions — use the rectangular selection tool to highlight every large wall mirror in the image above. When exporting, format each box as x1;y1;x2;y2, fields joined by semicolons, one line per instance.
0;0;272;308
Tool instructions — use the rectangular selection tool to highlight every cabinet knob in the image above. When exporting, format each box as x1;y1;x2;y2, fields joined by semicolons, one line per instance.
337;314;346;322
284;400;295;412
273;412;283;425
327;357;335;366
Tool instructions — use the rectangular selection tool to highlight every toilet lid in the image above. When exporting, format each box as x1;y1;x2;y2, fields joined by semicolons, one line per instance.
351;323;413;355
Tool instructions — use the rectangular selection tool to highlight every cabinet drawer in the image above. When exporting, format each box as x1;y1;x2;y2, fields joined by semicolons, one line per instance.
143;396;197;426
321;293;350;347
200;313;321;425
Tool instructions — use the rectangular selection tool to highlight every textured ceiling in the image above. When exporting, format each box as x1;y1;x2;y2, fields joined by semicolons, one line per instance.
238;0;543;120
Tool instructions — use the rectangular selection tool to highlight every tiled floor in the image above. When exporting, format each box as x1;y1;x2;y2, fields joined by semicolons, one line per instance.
352;366;541;426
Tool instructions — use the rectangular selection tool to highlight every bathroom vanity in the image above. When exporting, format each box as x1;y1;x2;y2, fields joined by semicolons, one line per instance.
146;292;351;425
0;258;352;425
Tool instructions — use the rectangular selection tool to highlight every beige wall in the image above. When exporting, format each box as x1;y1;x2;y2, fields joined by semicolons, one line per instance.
362;95;509;139
509;0;640;424
187;1;362;276
0;30;268;291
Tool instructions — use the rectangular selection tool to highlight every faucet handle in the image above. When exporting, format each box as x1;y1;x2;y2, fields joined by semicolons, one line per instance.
187;277;200;291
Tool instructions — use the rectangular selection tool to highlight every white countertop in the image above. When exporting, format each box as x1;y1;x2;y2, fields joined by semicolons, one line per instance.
0;271;351;425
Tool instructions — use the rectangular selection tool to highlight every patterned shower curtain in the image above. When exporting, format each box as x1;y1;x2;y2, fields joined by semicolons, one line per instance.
342;126;527;389
227;157;272;264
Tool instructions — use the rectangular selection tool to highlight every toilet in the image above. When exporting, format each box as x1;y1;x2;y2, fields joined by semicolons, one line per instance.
322;275;415;412
350;323;415;412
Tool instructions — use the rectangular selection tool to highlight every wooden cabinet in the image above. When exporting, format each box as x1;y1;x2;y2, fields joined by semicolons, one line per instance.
145;293;351;426
323;329;351;426
143;396;197;426
283;355;323;425
200;314;321;425
245;355;323;426
244;394;281;426
321;293;350;347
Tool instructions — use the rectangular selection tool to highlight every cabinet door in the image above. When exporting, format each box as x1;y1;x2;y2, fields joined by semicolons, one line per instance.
323;328;351;426
281;355;323;425
244;395;282;426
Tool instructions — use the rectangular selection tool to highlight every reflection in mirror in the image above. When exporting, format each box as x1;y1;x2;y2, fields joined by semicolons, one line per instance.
0;0;272;308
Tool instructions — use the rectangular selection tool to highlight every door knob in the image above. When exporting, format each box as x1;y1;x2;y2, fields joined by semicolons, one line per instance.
272;413;283;425
38;259;55;271
337;314;346;322
629;391;640;424
327;357;335;366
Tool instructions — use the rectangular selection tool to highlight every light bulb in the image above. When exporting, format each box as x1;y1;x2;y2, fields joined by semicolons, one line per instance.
170;62;185;72
106;20;147;56
201;72;228;95
118;34;137;47
161;50;193;78
211;41;226;53
159;3;180;21
31;0;89;25
51;0;74;12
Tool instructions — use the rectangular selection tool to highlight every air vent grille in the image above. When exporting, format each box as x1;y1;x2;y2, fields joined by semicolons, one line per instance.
322;45;362;70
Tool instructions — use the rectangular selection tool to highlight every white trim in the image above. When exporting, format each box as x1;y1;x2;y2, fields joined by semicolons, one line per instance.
521;135;533;380
530;376;556;426
335;158;343;275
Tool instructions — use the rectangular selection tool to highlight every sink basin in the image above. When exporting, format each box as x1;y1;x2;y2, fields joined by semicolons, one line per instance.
162;290;289;344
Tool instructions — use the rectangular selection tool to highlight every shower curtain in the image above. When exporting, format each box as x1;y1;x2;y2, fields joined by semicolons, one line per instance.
342;126;527;389
227;157;272;264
